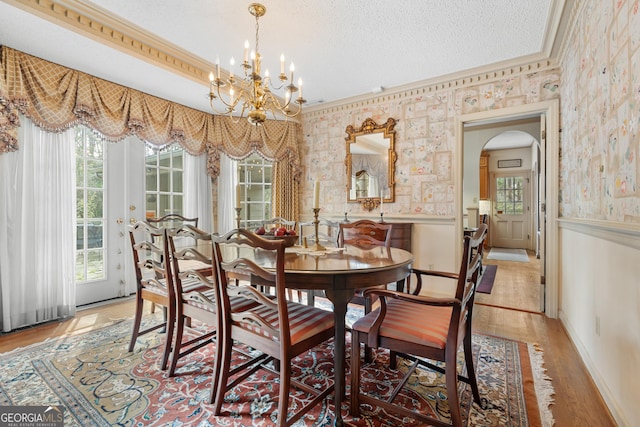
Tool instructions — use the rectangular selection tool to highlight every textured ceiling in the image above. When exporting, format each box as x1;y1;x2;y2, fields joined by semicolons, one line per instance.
0;0;565;115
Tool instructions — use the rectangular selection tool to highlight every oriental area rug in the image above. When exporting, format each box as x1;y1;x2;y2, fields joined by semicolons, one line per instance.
0;316;554;426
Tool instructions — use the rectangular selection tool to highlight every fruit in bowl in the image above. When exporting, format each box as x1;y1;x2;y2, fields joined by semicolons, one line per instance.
256;226;298;247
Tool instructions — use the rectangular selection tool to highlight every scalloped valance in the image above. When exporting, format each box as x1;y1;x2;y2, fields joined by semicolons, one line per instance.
0;46;301;181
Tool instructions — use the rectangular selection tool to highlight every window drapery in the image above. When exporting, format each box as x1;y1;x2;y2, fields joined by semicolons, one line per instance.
351;154;388;194
183;152;213;232
0;46;302;193
216;153;238;234
0;117;76;332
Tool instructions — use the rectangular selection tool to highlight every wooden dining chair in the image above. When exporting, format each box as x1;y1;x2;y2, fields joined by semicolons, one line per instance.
338;219;394;361
143;215;200;315
338;219;392;248
128;221;175;370
165;225;258;381
339;219;393;313
211;228;335;426
146;213;199;230
350;224;488;427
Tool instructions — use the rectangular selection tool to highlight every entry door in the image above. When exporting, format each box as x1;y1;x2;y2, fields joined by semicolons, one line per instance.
75;132;145;306
491;173;530;249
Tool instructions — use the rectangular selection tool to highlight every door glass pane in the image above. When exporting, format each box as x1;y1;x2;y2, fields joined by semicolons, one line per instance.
145;147;185;217
495;176;525;215
75;126;106;283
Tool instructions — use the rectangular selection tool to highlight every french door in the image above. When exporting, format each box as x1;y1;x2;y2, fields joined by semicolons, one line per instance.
75;131;145;306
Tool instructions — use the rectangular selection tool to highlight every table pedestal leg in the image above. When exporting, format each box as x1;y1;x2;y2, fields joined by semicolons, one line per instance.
324;288;352;427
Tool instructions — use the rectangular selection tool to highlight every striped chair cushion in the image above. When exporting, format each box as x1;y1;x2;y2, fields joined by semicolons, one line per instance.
141;278;168;295
236;302;334;344
178;259;211;273
351;299;452;349
180;276;211;292
184;288;257;314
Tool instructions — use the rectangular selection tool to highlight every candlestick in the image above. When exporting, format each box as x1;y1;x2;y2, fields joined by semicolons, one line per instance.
311;207;326;251
313;180;320;209
236;184;241;209
235;207;242;229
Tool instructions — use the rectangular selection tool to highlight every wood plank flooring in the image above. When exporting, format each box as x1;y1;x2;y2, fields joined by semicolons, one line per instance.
0;251;617;426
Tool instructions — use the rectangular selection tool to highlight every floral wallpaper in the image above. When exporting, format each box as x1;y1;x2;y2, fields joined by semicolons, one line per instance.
559;0;640;222
301;67;560;218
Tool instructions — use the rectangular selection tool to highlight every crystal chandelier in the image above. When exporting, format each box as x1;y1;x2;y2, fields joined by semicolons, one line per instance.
208;3;306;125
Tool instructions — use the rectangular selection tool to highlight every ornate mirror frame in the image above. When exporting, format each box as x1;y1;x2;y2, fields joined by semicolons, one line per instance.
345;117;398;211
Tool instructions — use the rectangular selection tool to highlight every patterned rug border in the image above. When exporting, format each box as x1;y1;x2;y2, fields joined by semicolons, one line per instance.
0;316;555;426
0;318;130;357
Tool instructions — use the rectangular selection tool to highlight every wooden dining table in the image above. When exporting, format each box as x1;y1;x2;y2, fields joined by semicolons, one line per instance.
194;242;413;427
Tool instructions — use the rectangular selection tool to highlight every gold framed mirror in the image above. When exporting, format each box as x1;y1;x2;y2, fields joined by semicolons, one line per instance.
345;117;397;210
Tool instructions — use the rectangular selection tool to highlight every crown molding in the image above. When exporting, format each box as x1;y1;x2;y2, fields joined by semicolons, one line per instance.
3;0;214;86
556;0;583;66
302;54;559;118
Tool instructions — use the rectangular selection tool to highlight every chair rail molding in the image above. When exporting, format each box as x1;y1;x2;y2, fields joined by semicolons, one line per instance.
558;218;640;251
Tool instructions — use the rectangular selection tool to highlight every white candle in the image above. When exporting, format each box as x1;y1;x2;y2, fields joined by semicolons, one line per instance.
280;53;285;74
236;184;241;209
244;40;249;63
380;191;384;213
313;181;320;209
297;77;303;99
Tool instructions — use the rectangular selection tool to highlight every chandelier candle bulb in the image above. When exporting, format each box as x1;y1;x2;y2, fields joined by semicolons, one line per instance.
280;54;285;75
244;40;249;63
313;181;320;209
289;63;294;83
229;57;235;79
216;56;220;80
298;78;303;98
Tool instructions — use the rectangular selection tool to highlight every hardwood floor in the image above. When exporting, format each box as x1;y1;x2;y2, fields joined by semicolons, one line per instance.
0;253;616;426
473;250;616;426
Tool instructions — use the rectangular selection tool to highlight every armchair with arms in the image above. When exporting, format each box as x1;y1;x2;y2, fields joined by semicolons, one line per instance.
350;224;488;427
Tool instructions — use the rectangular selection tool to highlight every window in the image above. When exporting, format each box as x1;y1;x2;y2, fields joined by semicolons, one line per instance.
75;126;105;282
145;145;184;218
237;153;273;229
495;176;524;215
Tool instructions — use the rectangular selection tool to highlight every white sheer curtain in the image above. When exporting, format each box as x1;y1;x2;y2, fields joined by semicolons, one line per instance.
183;152;213;232
0;117;76;332
216;153;238;234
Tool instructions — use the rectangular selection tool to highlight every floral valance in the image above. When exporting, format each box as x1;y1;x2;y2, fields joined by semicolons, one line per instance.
0;46;301;180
